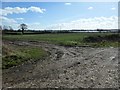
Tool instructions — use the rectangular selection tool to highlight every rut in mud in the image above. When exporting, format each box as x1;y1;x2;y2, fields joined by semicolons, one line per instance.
2;41;119;88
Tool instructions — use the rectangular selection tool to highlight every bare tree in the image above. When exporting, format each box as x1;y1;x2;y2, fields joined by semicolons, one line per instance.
20;23;27;34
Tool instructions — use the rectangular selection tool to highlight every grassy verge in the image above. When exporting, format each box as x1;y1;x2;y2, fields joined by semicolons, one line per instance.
2;44;47;69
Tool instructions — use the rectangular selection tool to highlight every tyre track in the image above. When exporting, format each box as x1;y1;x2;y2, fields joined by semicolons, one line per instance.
2;41;119;88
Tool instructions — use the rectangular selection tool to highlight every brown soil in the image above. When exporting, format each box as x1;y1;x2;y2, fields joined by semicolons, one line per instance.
2;41;119;89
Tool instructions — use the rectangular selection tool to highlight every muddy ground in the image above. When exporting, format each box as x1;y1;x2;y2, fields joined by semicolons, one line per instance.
2;41;119;89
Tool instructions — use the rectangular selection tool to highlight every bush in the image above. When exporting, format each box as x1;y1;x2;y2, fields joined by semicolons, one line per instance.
83;34;120;43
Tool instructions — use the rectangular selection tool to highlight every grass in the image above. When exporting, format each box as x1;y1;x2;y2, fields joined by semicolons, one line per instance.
2;32;120;69
2;44;47;69
83;34;120;47
3;32;120;47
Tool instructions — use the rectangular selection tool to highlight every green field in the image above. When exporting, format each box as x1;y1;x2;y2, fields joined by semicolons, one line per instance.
2;32;120;69
3;33;120;47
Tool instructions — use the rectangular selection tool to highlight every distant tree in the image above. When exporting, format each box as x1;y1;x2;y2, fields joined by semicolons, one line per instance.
97;29;103;33
118;29;120;33
9;26;13;31
18;29;21;32
20;23;27;34
3;25;9;30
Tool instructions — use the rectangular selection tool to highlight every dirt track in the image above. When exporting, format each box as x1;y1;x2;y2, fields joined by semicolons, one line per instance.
2;41;119;88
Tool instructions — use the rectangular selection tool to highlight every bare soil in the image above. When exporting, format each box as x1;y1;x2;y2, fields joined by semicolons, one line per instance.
2;41;119;88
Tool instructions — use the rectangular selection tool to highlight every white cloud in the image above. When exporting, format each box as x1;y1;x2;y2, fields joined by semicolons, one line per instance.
1;16;17;24
27;22;45;30
65;3;71;5
28;6;46;13
1;6;46;16
88;7;93;10
0;16;19;29
1;7;28;16
111;7;116;10
0;15;45;30
1;16;118;30
46;16;118;30
16;18;24;20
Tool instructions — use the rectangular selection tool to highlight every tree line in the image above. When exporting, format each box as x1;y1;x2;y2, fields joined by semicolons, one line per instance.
1;23;120;35
2;23;27;34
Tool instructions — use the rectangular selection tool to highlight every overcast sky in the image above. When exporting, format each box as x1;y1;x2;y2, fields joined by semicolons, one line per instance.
1;2;118;30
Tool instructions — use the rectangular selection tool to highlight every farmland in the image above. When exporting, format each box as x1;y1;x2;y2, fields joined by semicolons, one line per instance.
3;32;120;47
2;32;120;88
1;1;119;89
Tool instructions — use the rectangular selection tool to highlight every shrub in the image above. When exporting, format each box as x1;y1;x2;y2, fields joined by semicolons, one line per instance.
83;34;120;43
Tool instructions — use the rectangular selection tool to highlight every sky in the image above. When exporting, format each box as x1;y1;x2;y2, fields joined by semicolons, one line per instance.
0;2;118;30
